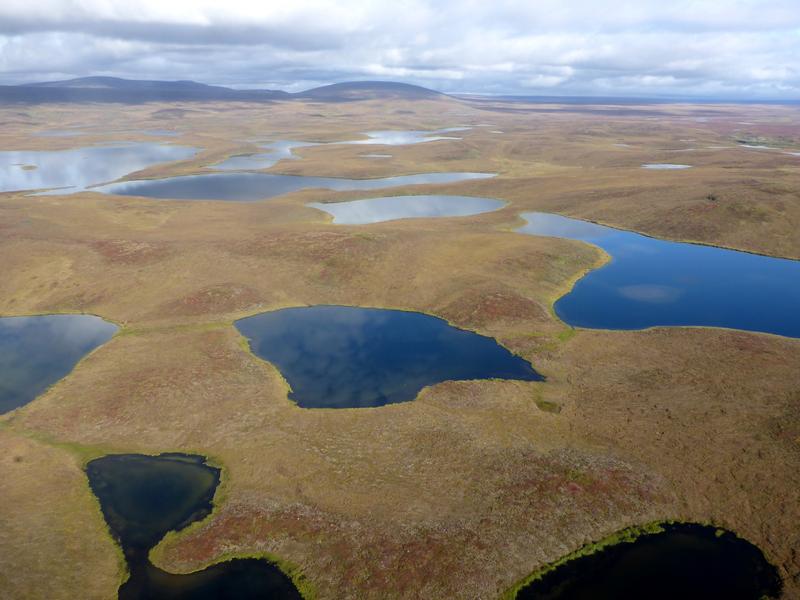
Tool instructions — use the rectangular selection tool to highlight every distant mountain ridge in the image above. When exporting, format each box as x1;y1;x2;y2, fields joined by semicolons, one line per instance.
0;77;447;104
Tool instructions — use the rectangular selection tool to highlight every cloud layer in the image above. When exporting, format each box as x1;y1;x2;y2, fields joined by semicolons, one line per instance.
1;0;798;98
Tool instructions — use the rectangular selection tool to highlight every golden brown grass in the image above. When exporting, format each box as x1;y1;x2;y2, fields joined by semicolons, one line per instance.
0;97;798;598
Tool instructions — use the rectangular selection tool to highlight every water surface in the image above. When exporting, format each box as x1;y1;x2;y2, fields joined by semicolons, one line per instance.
0;142;196;193
86;453;301;599
34;129;86;137
641;163;692;170
513;523;781;600
211;140;318;171
308;194;504;224
0;314;117;413
343;128;468;145
518;212;800;337
236;305;542;408
95;171;494;202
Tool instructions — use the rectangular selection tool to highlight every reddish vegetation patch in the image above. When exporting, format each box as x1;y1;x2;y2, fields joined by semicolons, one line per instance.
232;231;385;262
165;284;261;316
91;239;173;265
163;450;663;598
442;286;548;328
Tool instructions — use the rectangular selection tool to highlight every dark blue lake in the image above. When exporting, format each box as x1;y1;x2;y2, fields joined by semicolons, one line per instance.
0;314;118;413
518;212;800;337
235;305;542;408
86;453;302;600
513;523;781;600
94;171;495;202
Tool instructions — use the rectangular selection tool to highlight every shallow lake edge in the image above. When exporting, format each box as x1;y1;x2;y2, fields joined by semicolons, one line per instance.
233;303;545;410
83;451;317;599
0;312;121;415
500;519;783;599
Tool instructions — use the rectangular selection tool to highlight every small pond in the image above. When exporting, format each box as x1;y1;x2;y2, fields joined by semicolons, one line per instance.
0;314;118;413
343;128;469;145
235;305;542;408
641;163;692;170
86;453;302;599
210;140;319;171
0;142;196;193
518;212;800;337
94;172;495;202
512;523;781;600
307;194;504;224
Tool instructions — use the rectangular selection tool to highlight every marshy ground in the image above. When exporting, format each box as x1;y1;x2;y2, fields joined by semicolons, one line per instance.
0;96;798;599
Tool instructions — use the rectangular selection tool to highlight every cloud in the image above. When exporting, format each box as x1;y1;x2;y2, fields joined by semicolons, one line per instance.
0;0;798;98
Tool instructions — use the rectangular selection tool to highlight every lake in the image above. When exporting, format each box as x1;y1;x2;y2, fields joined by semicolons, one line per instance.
343;128;469;145
210;140;319;171
1;142;197;193
513;523;781;600
235;305;542;408
518;212;800;337
641;163;692;170
307;194;504;224
86;453;302;599
0;314;118;413
94;171;495;202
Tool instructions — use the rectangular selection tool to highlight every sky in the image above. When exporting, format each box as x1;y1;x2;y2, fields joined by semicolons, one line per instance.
0;0;798;99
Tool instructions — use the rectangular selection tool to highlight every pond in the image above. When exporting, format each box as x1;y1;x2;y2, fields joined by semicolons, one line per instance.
94;171;495;202
0;314;118;413
307;194;505;224
1;142;197;193
641;163;692;170
210;140;319;171
518;212;800;337
85;453;302;600
235;305;542;408
512;523;781;600
343;128;469;145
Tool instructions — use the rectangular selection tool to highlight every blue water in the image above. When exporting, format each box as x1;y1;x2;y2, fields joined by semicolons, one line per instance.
94;171;495;202
0;314;118;413
518;212;800;337
308;194;504;224
235;305;542;408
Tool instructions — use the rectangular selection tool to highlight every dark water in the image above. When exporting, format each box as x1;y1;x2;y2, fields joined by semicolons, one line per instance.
94;171;494;202
235;305;542;408
86;453;302;600
0;314;118;413
0;142;196;193
307;194;504;224
518;212;800;337
514;523;782;600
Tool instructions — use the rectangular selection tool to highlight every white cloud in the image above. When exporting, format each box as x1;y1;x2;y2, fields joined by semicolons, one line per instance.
0;0;798;98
